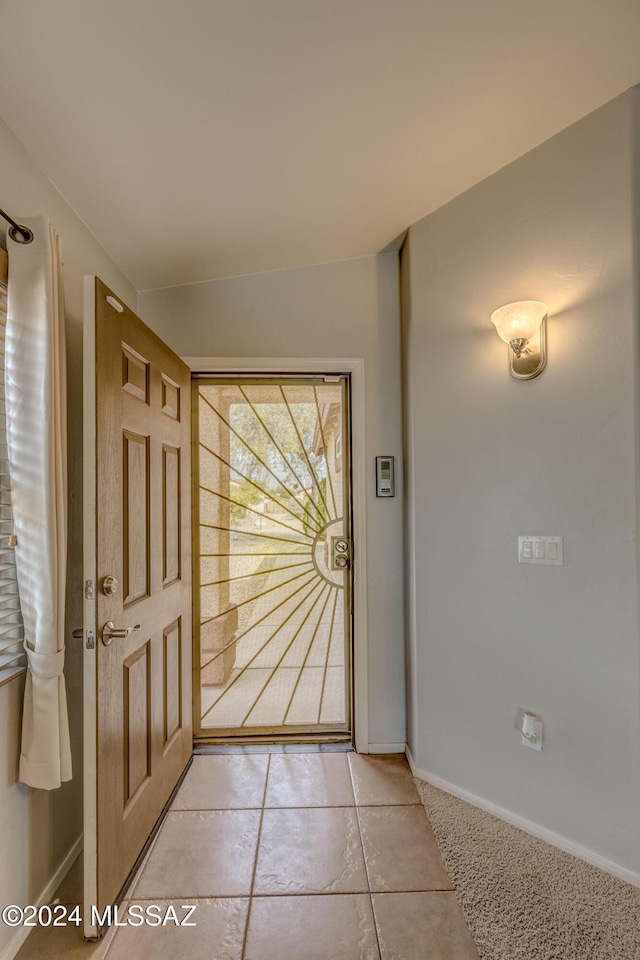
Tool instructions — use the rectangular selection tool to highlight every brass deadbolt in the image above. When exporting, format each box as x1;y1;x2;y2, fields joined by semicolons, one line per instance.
102;576;119;596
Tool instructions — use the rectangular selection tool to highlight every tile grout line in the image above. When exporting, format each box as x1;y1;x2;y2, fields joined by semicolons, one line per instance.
348;754;383;960
172;802;365;812
123;888;458;903
241;752;271;960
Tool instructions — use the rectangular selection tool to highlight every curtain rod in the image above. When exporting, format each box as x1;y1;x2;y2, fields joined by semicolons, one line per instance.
0;208;33;244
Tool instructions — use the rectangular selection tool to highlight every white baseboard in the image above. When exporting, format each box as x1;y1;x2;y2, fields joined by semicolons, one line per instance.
368;742;406;754
405;746;640;890
0;835;83;960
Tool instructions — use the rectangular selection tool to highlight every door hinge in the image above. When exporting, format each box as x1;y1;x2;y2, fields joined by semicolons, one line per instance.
85;579;96;600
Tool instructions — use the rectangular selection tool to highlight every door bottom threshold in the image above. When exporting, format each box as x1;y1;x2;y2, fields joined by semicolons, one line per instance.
193;732;352;749
194;741;353;755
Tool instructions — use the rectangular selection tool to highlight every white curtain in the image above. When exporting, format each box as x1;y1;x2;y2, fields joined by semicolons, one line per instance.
6;215;71;790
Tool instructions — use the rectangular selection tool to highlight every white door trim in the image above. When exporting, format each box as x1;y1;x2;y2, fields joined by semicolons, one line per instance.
184;356;369;754
82;277;99;937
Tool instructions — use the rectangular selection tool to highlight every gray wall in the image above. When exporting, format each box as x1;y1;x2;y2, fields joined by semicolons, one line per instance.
139;253;406;749
0;117;136;957
402;88;640;874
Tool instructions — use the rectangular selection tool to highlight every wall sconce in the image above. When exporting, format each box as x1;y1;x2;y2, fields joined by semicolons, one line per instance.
491;300;547;380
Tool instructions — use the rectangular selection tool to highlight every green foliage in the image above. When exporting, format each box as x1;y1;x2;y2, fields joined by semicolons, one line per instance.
229;400;325;496
303;477;328;536
229;478;265;523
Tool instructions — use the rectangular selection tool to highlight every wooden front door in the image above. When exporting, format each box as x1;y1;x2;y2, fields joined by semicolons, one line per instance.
83;278;192;933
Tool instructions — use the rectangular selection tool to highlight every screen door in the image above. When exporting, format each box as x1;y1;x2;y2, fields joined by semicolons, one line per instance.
192;376;352;739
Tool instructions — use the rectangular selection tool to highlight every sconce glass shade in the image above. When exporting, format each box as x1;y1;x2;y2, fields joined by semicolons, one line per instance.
490;301;548;345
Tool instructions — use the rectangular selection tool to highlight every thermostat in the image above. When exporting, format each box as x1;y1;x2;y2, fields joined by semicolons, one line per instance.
376;456;395;497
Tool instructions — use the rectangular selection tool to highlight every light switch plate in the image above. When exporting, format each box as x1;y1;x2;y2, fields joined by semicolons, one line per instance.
518;535;563;565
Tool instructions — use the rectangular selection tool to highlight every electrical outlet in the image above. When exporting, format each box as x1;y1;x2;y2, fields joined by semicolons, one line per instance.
522;718;543;751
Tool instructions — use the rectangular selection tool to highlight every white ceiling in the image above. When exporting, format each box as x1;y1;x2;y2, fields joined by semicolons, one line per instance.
1;1;639;290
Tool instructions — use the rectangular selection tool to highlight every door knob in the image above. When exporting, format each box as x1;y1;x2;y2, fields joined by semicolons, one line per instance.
102;621;141;646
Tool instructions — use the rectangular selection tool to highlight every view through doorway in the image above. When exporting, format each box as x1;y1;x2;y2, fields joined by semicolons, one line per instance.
192;376;352;740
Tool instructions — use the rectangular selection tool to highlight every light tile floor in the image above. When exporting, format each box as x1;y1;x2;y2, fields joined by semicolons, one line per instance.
15;751;479;960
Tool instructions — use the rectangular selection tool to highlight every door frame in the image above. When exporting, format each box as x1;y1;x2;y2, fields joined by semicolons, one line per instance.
82;277;99;937
183;356;369;755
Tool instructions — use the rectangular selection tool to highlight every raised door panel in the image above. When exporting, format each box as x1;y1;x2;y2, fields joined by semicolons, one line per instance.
123;431;150;605
123;641;151;805
163;619;182;748
122;344;149;403
162;445;181;586
161;374;180;420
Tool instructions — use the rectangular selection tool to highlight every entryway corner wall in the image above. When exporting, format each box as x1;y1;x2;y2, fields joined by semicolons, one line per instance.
401;87;640;880
138;253;406;753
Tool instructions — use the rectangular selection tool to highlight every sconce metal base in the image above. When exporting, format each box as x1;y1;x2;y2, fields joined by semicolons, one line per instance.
509;315;546;380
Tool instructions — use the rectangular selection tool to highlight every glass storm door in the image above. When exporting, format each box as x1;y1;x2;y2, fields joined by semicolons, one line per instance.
192;377;352;739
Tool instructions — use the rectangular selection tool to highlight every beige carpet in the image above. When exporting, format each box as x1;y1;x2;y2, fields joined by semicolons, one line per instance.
414;778;640;960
